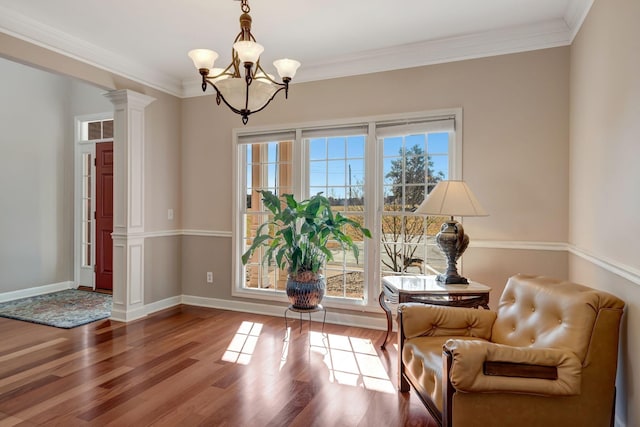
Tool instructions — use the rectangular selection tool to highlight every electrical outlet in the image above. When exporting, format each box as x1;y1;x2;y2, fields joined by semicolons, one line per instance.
206;272;213;283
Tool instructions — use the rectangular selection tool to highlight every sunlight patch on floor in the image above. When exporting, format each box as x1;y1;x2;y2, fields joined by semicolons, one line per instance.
309;331;395;393
222;321;263;365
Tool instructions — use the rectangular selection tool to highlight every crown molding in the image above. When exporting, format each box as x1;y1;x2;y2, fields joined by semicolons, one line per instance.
564;0;595;40
0;5;182;97
291;18;573;86
1;1;594;99
183;18;573;98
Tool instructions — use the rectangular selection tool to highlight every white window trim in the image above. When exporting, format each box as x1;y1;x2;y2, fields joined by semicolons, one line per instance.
231;108;463;313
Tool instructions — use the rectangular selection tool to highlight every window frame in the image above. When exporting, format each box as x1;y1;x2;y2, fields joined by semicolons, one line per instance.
232;108;462;312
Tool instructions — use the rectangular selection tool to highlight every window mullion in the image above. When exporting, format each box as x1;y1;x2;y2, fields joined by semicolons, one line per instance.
364;122;379;308
294;129;305;199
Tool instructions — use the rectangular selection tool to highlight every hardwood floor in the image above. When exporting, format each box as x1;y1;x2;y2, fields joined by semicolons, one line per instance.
0;305;437;426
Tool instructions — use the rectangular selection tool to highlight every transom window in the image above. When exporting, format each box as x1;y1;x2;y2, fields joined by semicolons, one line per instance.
233;110;461;310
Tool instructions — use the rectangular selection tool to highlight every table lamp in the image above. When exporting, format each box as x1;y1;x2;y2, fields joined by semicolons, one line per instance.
415;180;487;284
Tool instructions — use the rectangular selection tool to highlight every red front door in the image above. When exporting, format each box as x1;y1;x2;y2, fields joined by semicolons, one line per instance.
95;142;113;291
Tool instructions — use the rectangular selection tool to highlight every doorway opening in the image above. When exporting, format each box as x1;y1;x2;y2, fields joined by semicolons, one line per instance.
74;115;114;293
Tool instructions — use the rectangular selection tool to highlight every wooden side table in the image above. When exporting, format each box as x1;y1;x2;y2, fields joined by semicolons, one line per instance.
379;275;491;349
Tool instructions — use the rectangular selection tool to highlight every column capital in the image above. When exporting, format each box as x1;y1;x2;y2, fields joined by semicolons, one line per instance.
104;89;155;109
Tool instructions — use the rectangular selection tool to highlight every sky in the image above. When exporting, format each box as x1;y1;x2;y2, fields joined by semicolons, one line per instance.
246;131;450;203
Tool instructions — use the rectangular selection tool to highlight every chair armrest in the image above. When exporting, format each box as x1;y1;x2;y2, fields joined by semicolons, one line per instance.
444;339;582;396
398;303;496;340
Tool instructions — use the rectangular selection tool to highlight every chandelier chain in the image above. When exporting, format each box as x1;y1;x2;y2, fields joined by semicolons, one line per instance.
241;0;250;13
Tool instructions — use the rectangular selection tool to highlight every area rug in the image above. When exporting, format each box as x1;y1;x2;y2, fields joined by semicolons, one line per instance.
0;289;112;328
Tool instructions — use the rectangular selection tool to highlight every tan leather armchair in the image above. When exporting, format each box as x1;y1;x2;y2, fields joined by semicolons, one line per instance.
398;274;625;427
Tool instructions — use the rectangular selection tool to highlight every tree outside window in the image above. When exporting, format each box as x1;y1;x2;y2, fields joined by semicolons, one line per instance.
381;134;448;276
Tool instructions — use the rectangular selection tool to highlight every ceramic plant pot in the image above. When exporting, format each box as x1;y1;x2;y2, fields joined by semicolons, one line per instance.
286;274;325;309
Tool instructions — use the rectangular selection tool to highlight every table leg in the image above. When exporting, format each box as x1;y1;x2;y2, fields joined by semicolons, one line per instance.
379;291;392;349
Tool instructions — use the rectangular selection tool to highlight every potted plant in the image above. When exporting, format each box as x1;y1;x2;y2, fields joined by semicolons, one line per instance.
242;190;372;309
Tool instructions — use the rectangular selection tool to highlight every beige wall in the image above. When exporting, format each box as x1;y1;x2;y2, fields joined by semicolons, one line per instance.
144;236;182;304
0;58;72;291
570;0;640;425
143;90;182;232
181;47;570;301
0;35;183;302
464;248;569;308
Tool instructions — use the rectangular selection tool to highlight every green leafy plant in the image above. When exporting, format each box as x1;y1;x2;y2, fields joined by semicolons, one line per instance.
241;190;372;282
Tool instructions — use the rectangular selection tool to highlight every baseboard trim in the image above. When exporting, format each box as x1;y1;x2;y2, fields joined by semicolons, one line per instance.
181;295;386;331
145;295;183;316
0;281;74;303
110;305;147;323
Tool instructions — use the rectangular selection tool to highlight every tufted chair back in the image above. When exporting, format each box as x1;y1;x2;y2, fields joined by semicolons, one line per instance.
491;274;625;362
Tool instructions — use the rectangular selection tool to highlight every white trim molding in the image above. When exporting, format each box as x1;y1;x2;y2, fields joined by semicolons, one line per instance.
0;2;593;99
569;245;640;287
181;229;233;238
564;0;596;40
0;281;74;303
123;229;233;239
181;295;386;331
470;240;568;251
105;90;155;322
470;239;640;287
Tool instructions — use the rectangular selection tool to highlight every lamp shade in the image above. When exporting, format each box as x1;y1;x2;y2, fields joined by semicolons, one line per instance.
415;180;487;217
233;41;264;64
273;58;301;79
188;49;218;70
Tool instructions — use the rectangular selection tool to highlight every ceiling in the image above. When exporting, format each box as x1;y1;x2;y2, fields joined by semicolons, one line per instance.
0;0;593;98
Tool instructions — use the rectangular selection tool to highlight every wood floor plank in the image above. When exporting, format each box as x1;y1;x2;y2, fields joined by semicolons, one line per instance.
13;366;131;424
0;338;68;364
0;305;435;426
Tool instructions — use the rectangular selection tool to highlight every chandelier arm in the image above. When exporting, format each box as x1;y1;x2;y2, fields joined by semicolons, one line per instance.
223;62;239;78
199;70;207;92
254;62;285;86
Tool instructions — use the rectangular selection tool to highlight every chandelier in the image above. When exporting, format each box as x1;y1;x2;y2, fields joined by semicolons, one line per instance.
188;0;301;124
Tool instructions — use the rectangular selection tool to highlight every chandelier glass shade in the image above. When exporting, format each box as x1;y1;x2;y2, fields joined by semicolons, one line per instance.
188;0;301;124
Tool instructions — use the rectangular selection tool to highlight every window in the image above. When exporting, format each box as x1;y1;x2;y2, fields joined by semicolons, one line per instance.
378;119;455;278
306;130;367;300
233;110;461;310
241;138;294;293
81;152;93;268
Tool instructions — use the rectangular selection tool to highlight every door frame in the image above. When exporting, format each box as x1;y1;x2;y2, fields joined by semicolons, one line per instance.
95;141;114;291
73;112;113;290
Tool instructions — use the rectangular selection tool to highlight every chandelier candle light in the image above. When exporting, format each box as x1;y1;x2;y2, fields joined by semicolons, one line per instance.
188;0;301;124
415;180;488;285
